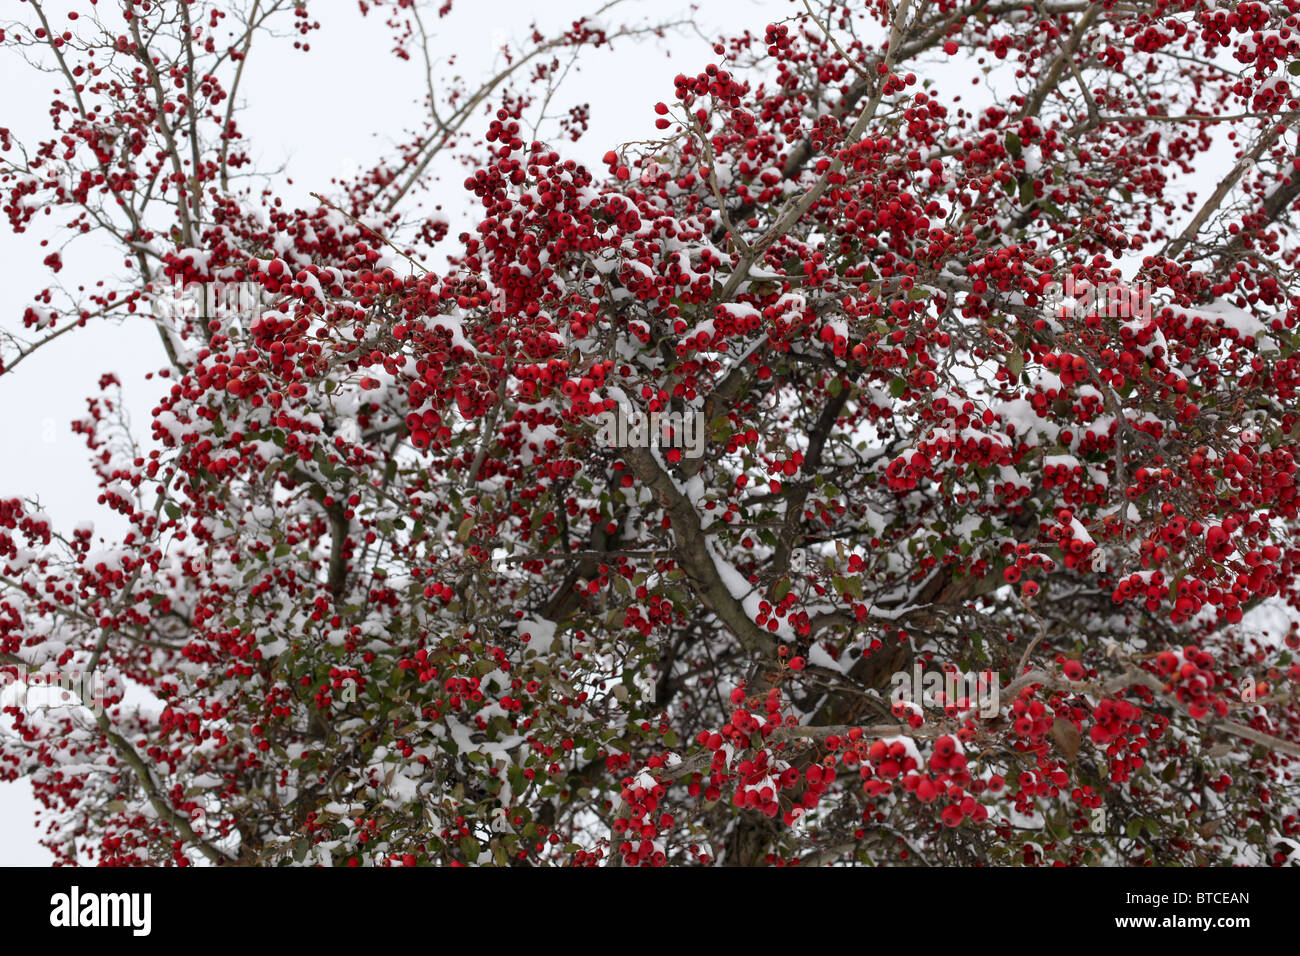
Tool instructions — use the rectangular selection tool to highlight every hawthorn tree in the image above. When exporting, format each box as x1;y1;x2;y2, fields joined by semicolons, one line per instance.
3;0;1300;867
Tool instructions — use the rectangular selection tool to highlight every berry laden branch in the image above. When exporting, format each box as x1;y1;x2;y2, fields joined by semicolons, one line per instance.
3;0;1300;868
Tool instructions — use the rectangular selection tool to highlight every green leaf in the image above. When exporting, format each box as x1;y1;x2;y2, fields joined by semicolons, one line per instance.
834;574;863;598
890;377;907;399
1289;60;1300;75
457;516;475;543
459;836;480;863
1005;132;1022;158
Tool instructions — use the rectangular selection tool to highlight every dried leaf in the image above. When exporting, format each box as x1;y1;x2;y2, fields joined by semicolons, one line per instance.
1050;717;1081;762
